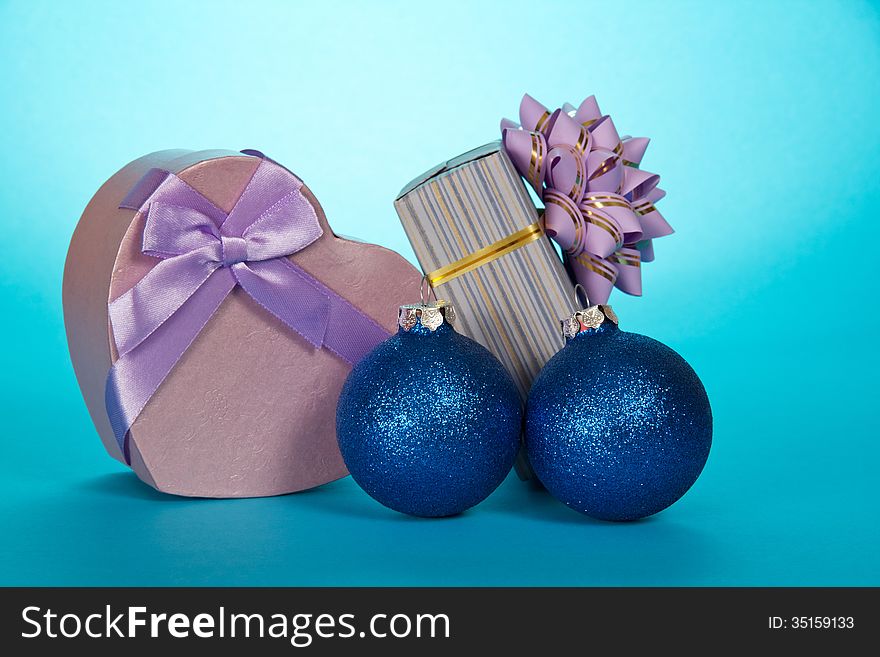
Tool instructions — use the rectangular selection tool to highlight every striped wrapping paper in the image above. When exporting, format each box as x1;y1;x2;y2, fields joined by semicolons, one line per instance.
394;142;576;404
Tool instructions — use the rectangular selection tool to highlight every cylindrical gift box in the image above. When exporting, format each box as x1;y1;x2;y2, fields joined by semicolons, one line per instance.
394;143;577;478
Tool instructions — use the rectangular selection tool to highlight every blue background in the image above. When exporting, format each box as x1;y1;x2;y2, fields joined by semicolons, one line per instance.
1;0;878;586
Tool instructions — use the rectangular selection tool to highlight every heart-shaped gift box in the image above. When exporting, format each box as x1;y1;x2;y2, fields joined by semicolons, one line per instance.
63;149;421;497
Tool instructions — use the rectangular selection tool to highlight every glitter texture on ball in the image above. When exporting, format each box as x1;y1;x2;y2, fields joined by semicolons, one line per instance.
525;316;712;521
336;312;522;517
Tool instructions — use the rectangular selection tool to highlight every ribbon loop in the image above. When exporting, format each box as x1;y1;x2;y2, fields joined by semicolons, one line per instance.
142;202;220;258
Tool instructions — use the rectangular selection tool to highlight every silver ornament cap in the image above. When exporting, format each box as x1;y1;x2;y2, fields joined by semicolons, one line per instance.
561;283;619;338
398;300;456;332
561;304;618;338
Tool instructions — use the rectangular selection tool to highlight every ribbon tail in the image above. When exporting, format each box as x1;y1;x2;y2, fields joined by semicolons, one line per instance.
108;247;220;357
238;258;389;365
233;259;331;348
105;270;236;463
322;290;392;365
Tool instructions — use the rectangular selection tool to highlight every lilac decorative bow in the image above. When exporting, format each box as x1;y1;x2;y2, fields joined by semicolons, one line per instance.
501;94;673;304
105;155;389;462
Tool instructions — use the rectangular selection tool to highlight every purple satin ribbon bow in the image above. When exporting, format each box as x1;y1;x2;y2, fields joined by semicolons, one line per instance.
502;94;674;304
106;155;389;462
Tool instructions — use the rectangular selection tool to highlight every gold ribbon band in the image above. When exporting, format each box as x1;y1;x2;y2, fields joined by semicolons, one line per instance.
535;110;551;135
581;199;631;210
528;132;545;189
583;193;627;203
569;157;585;198
582;209;623;244
634;201;656;215
612;252;641;268
575;126;590;154
588;155;617;181
576;253;617;282
427;222;545;287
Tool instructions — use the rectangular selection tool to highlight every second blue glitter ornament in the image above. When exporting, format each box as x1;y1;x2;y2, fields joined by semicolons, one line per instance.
525;294;713;521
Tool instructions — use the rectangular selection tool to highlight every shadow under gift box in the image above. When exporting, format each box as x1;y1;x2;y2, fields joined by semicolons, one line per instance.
63;149;422;498
394;143;577;479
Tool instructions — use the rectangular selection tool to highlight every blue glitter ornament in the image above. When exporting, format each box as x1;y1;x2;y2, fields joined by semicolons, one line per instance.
525;304;712;521
336;301;522;517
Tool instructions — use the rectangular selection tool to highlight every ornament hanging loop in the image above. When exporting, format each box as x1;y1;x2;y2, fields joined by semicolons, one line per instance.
574;283;590;310
400;275;453;332
420;274;437;307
